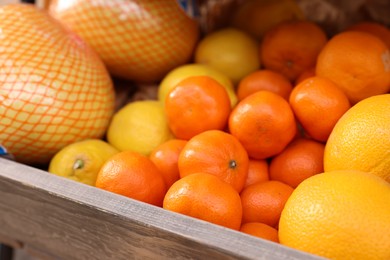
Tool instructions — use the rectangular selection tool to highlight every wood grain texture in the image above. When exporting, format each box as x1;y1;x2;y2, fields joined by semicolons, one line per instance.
0;158;323;260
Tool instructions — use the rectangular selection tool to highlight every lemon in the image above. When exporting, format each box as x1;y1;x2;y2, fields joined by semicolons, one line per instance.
48;139;119;186
194;28;260;84
107;100;173;155
158;63;238;107
279;170;390;259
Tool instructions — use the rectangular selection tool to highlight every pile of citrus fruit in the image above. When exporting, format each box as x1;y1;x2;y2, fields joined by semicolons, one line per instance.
1;1;390;259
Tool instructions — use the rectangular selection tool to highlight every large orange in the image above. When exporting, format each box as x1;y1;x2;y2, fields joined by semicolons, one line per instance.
96;151;167;207
269;138;325;188
178;130;249;193
279;170;390;259
165;76;231;140
229;91;297;160
236;69;293;101
260;20;327;82
163;173;242;230
49;0;199;82
0;4;114;165
289;76;351;142
316;31;390;104
324;94;390;183
240;180;294;228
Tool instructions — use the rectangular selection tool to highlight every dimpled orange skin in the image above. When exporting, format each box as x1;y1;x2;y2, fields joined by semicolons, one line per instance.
0;4;115;165
49;0;200;83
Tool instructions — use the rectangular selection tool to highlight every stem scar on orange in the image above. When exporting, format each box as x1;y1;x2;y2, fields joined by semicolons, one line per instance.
178;130;249;193
164;75;231;140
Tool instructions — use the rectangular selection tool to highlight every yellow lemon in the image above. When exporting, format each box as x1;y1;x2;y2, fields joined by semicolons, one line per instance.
48;139;119;186
158;63;237;107
107;100;173;155
279;170;390;260
194;28;260;84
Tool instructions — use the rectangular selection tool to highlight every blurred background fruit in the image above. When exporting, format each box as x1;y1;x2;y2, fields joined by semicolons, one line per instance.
260;20;327;82
49;0;200;83
107;100;172;156
0;4;115;165
316;31;390;104
324;94;390;183
48;139;119;186
230;0;305;41
279;170;390;259
158;63;237;107
346;21;390;48
194;28;260;85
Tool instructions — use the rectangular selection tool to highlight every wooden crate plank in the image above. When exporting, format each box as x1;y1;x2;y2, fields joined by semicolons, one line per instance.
0;158;323;259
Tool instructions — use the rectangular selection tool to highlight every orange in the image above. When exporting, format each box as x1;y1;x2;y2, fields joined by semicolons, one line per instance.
269;138;325;188
149;139;187;189
164;76;231;140
346;21;390;48
240;222;279;243
178;130;249;193
229;91;297;160
279;170;390;259
240;180;294;227
324;94;390;183
316;31;390;104
295;67;315;85
236;69;293;101
95;151;166;207
260;20;327;82
289;76;351;142
163;173;242;230
244;159;269;189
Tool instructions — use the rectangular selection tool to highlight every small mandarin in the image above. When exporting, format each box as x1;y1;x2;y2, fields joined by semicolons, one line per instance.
163;173;243;230
269;138;325;188
260;20;327;81
289;76;351;142
149;139;187;189
229;91;297;160
240;180;294;228
165;76;231;140
236;69;293;101
244;159;269;189
95;151;166;207
295;67;316;85
178;130;249;193
240;222;279;243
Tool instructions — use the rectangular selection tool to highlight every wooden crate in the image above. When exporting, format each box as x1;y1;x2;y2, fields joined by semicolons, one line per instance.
0;158;324;259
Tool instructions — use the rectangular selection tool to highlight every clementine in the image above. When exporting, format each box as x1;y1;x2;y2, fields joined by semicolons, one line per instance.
244;159;269;189
289;76;351;142
240;180;294;227
236;69;293;101
240;222;279;243
229;91;297;160
346;21;390;48
95;151;166;207
164;76;231;140
163;173;242;230
269;138;325;188
178;130;249;193
149;139;187;189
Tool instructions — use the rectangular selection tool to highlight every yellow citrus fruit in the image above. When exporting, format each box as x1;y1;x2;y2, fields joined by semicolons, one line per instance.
107;100;173;156
194;28;260;85
324;94;390;183
158;63;237;107
279;170;390;260
231;0;305;40
48;139;119;186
